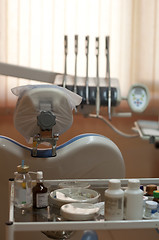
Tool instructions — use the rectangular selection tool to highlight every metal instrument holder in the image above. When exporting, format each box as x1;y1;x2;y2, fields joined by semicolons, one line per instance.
32;133;59;157
61;35;119;117
32;105;59;157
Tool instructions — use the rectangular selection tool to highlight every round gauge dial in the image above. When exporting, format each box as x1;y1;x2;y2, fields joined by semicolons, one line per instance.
128;84;149;112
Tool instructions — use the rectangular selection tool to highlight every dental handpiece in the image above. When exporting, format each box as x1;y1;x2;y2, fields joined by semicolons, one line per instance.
63;35;68;88
74;35;78;93
106;36;111;120
95;37;100;116
85;36;89;104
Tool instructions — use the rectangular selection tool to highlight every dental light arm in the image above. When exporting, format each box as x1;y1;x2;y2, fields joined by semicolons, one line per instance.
0;62;60;83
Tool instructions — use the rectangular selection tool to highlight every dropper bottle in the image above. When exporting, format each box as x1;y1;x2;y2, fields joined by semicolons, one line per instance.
14;160;32;209
32;171;48;209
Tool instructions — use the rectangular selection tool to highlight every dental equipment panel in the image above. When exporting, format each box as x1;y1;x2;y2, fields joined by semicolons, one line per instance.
0;35;153;144
0;35;150;136
59;35;122;117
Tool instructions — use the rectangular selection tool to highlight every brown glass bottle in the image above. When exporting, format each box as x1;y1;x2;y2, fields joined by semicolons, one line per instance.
145;184;157;200
32;171;48;209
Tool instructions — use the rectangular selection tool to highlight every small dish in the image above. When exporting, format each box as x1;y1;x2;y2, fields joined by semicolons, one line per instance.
60;202;100;221
58;181;90;189
50;187;100;207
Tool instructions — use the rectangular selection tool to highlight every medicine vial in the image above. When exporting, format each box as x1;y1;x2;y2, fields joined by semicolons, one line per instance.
14;163;32;209
145;184;157;200
104;179;124;220
145;200;158;218
32;171;48;209
124;179;143;220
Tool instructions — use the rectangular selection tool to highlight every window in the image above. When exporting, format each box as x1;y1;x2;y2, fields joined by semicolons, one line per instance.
0;0;159;108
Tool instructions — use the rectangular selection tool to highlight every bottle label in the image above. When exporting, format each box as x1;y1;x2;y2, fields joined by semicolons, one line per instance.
15;186;32;205
36;193;48;208
105;196;123;217
26;188;32;204
15;188;26;204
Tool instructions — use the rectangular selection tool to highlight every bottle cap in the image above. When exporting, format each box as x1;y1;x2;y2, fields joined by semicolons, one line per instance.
153;190;159;198
140;185;144;191
146;185;157;196
145;200;158;209
128;179;140;189
108;179;121;189
37;171;43;179
17;165;29;173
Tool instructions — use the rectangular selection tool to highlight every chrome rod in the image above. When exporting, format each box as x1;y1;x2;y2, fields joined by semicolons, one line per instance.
74;35;78;93
85;36;89;104
63;35;68;88
106;36;111;120
95;37;100;116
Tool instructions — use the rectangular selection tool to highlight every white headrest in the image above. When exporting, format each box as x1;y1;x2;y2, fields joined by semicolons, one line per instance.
12;85;82;143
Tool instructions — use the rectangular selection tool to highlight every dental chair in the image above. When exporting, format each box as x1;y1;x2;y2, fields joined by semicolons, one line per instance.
0;85;125;240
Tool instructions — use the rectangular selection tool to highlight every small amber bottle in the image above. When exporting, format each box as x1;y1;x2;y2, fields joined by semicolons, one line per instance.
145;185;157;200
32;171;48;209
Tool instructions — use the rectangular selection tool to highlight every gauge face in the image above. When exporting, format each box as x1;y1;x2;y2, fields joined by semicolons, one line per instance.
128;85;149;112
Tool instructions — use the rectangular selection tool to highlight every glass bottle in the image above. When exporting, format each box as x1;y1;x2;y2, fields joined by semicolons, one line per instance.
32;171;48;209
145;184;157;200
14;164;32;209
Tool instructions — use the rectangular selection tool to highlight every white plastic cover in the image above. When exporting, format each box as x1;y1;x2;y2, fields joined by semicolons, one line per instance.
12;84;82;143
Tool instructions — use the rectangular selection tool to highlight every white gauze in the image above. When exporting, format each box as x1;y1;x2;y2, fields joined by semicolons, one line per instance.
12;84;82;143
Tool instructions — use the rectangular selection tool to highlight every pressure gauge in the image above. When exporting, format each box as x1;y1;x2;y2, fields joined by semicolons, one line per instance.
127;84;149;112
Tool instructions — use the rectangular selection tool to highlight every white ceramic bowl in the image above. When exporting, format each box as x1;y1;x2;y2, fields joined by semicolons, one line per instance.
60;202;100;221
58;181;90;189
50;187;100;207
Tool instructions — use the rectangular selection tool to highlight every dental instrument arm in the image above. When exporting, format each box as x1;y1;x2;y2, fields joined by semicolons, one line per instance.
85;36;89;104
106;36;111;120
95;37;100;116
63;35;68;88
74;35;78;93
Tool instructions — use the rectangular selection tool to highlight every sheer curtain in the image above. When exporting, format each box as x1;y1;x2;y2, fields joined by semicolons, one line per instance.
0;0;159;108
